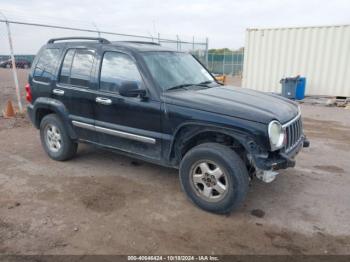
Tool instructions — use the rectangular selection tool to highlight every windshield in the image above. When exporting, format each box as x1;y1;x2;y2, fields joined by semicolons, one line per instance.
141;52;215;91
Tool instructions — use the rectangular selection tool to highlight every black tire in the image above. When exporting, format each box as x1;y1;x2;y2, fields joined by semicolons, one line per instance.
40;114;77;161
179;143;249;214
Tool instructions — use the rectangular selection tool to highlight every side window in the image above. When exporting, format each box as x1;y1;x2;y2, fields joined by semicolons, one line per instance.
100;52;142;93
33;48;60;83
59;49;75;84
59;49;95;87
70;50;95;87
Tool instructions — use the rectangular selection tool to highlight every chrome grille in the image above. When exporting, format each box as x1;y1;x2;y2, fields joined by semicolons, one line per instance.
283;114;303;152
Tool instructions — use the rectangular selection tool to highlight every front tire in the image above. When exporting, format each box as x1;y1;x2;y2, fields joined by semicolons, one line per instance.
179;143;249;214
40;114;77;161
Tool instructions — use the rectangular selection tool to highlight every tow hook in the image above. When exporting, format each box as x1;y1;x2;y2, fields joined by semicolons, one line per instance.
256;169;279;183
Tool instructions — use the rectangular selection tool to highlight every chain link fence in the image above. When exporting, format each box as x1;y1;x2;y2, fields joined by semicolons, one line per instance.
207;50;244;76
0;17;208;111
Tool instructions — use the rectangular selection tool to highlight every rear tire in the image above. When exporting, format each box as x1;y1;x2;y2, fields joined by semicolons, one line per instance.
40;114;77;161
179;143;249;214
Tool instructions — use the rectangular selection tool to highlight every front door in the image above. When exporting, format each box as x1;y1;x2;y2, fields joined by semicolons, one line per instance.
93;51;162;160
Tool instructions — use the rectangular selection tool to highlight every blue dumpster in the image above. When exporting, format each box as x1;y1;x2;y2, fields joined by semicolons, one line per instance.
280;76;306;100
295;77;306;100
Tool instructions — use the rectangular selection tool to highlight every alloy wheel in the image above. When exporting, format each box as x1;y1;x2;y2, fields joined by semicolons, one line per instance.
190;160;229;202
45;124;62;152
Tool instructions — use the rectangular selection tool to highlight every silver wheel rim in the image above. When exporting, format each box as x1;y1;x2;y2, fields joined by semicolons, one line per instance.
190;160;229;202
45;124;62;153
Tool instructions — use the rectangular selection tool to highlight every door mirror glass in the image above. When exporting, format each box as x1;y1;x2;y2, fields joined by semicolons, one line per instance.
119;81;146;98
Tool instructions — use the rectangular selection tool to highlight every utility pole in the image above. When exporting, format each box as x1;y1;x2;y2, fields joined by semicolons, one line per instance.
232;50;234;75
192;36;195;53
205;37;209;67
223;49;225;75
176;35;180;51
5;21;23;113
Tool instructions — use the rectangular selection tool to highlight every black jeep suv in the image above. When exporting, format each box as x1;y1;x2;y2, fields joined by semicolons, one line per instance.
26;37;309;214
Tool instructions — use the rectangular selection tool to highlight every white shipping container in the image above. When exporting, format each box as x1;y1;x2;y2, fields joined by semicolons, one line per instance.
242;25;350;97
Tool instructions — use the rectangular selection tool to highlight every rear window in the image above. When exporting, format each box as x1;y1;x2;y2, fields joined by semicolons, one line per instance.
59;49;95;87
33;48;60;83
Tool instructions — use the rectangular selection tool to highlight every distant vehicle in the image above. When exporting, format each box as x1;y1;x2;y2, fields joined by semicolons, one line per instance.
26;37;309;214
0;59;31;69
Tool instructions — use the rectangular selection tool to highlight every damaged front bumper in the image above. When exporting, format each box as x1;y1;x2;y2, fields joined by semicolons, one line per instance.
252;136;310;182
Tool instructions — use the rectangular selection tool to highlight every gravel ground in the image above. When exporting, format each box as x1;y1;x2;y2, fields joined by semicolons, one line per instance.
0;103;349;255
0;69;29;112
0;68;349;254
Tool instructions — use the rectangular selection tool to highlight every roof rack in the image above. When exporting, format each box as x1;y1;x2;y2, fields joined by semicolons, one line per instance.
47;37;110;44
116;41;160;46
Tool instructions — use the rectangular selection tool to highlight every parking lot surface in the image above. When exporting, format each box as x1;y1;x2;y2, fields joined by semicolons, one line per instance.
0;104;349;254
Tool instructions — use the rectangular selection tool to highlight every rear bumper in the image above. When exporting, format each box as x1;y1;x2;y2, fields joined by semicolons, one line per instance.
27;104;36;127
254;136;310;171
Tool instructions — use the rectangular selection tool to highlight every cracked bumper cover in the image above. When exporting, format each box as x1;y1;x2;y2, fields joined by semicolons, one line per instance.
254;136;310;171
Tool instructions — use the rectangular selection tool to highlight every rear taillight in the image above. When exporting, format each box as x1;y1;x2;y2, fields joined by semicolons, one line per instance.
25;83;32;103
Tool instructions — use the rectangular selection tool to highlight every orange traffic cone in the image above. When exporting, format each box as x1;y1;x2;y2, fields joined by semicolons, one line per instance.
2;100;15;118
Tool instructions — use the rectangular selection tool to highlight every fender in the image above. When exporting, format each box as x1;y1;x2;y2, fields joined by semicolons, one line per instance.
31;97;78;139
167;121;268;162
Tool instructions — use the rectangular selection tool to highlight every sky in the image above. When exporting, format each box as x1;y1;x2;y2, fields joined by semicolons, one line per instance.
0;0;349;53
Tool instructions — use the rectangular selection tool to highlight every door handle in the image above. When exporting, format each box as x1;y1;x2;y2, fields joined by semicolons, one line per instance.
96;97;112;105
53;89;64;96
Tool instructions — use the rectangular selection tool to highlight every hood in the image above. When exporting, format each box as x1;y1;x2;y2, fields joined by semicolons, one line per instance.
163;85;299;124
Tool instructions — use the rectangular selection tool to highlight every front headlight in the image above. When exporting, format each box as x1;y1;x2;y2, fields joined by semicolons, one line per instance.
268;120;285;151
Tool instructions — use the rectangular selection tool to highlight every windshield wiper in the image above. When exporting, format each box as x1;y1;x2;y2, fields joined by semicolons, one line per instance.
166;83;195;91
198;80;214;85
166;80;217;92
195;80;217;88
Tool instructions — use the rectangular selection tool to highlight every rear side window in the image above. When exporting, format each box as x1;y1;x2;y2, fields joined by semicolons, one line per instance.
59;49;95;87
100;52;142;93
59;49;75;84
33;48;60;83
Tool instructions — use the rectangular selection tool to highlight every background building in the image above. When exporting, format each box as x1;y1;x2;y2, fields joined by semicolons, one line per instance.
242;25;350;97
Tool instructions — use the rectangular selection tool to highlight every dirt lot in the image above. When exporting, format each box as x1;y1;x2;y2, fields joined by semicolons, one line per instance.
0;69;29;111
0;104;349;255
0;67;350;255
225;75;242;86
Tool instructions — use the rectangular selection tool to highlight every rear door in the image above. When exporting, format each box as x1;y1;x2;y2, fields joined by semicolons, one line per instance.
53;48;98;142
93;51;162;159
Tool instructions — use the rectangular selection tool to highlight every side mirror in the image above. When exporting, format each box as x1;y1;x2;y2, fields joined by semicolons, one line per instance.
119;81;147;98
